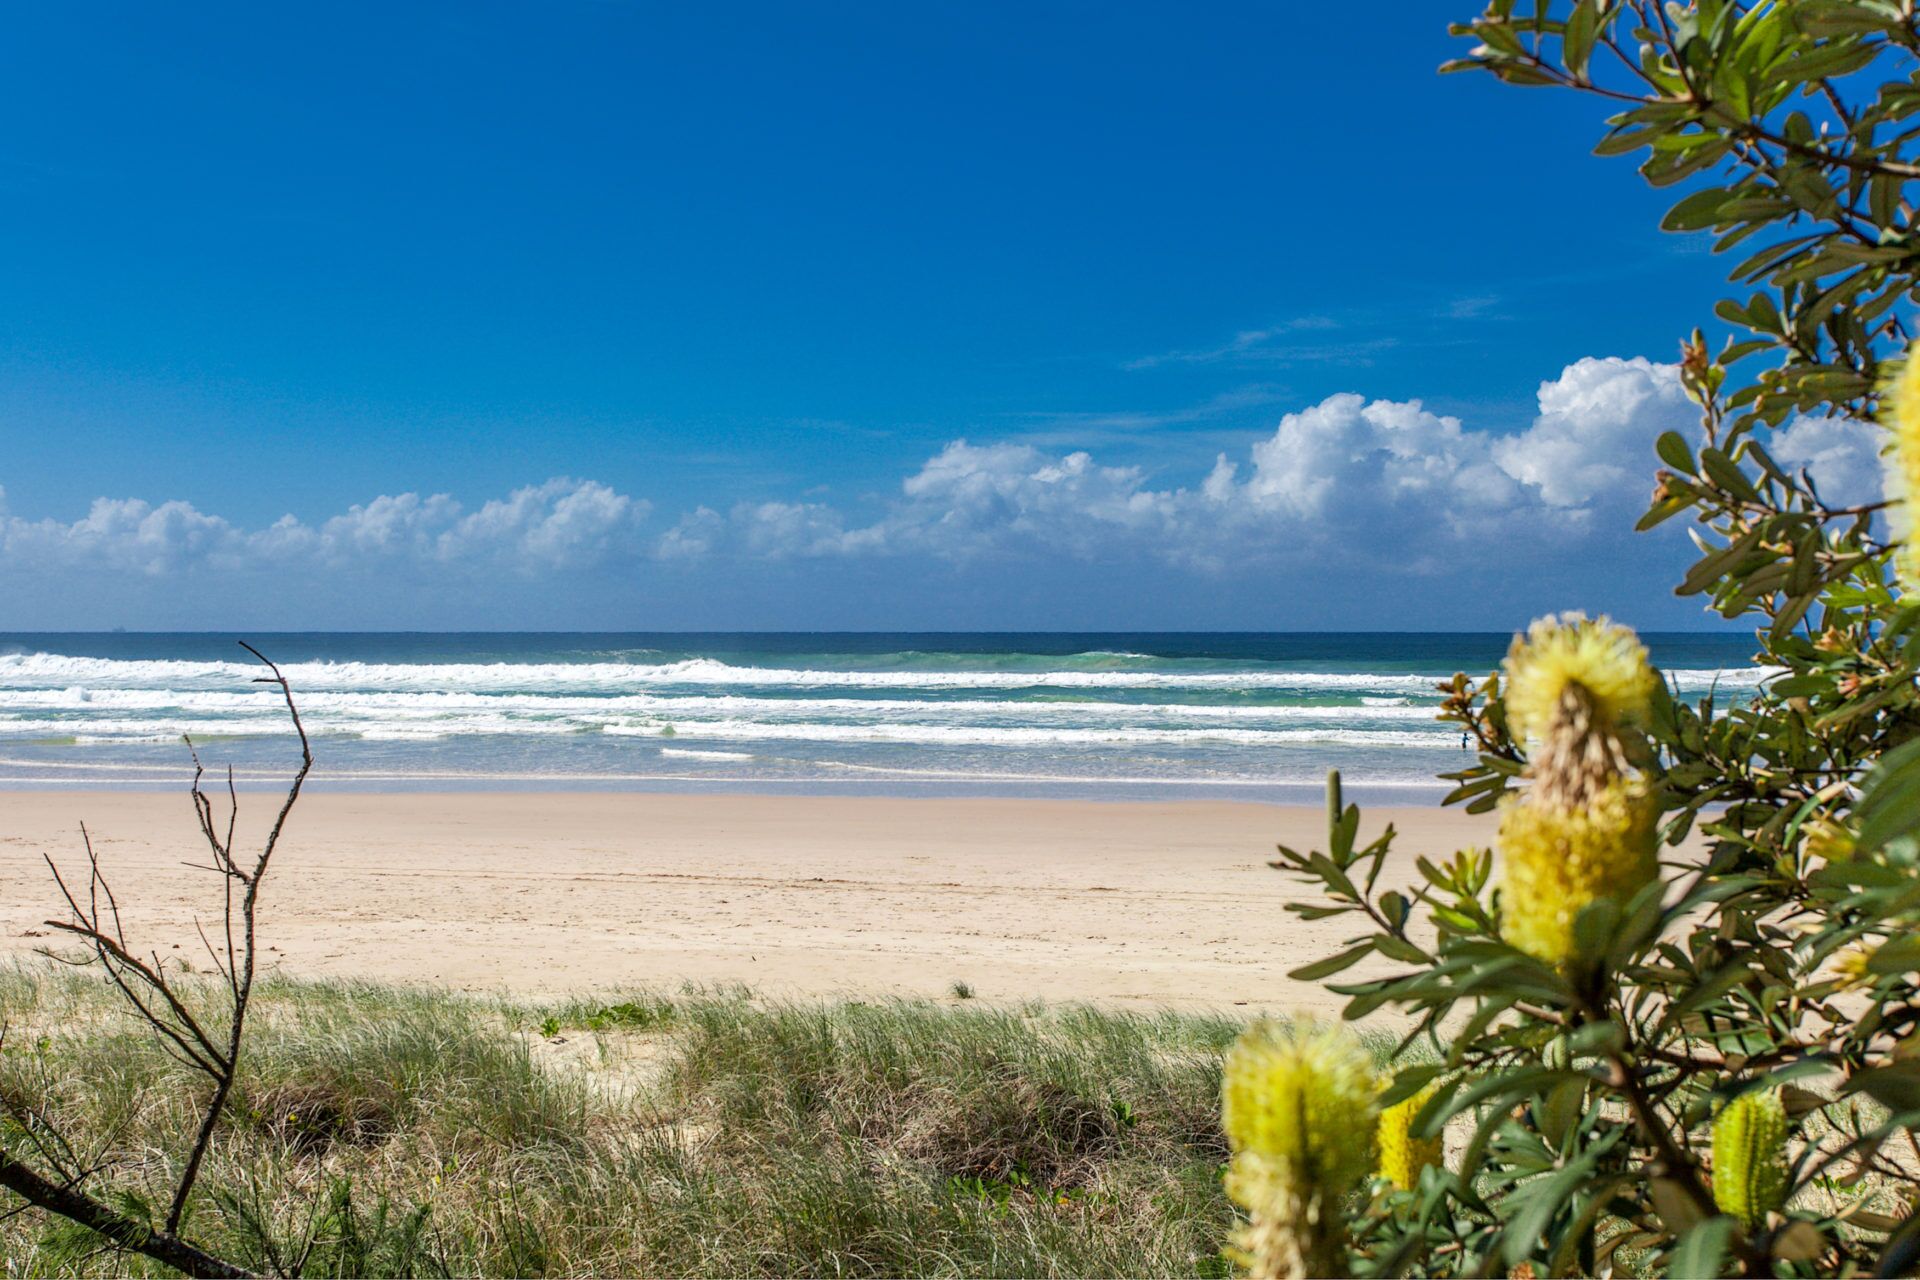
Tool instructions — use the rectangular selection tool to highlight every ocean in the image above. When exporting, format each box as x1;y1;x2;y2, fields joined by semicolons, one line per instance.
0;632;1763;802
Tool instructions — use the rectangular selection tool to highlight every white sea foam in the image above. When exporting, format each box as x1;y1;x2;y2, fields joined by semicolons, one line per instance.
0;652;1777;694
0;686;1446;724
609;719;1445;748
0;647;1769;795
0;714;1454;748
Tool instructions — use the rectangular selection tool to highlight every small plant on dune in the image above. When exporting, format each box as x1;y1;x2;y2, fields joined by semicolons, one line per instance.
1228;5;1920;1276
950;980;976;1000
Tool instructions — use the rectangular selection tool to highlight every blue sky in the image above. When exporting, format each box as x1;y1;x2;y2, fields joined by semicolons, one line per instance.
0;2;1866;630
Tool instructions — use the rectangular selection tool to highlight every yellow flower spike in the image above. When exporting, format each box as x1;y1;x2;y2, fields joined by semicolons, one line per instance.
1802;818;1856;864
1502;613;1656;747
1497;777;1659;967
1711;1088;1790;1231
1221;1020;1379;1278
1376;1081;1444;1191
1884;349;1920;591
1830;943;1876;992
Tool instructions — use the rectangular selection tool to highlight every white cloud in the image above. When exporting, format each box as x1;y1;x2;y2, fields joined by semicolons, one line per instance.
4;357;1887;596
2;497;248;575
1492;356;1687;509
640;357;1725;572
1770;415;1884;509
1122;317;1345;370
0;478;652;578
1238;391;1533;537
441;478;646;568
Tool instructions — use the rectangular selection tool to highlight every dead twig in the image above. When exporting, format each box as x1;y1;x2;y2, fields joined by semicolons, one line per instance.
7;642;313;1278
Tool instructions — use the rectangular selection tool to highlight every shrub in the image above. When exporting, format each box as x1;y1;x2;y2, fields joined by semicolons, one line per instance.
1234;5;1920;1276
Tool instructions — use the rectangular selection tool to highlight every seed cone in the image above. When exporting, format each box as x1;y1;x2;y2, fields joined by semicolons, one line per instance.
1711;1088;1789;1230
1221;1020;1379;1278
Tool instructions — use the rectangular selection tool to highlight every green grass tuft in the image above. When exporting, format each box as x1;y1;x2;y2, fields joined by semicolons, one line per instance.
0;963;1303;1276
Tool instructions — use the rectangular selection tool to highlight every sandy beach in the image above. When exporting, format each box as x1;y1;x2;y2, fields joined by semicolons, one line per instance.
0;791;1492;1011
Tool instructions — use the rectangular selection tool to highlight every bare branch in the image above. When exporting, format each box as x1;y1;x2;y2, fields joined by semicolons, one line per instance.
8;642;312;1273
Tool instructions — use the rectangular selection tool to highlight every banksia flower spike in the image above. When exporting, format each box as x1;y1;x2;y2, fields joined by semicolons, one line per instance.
1884;347;1920;591
1801;817;1855;865
1830;943;1877;992
1375;1080;1443;1191
1502;613;1655;811
1497;614;1660;968
1498;776;1658;966
1221;1020;1379;1279
1504;614;1656;745
1711;1088;1789;1231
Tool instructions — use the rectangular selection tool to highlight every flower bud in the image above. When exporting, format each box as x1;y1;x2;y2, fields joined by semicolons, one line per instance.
1711;1088;1789;1230
1830;943;1876;992
1884;347;1920;590
1802;818;1855;864
1503;614;1655;749
1497;616;1660;968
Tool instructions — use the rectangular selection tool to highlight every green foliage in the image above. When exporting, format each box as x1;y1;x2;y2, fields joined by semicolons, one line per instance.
1259;4;1920;1275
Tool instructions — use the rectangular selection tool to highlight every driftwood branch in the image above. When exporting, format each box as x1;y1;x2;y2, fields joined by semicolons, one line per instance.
5;642;312;1278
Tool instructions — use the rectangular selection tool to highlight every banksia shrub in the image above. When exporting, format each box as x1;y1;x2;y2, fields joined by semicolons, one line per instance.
1712;1089;1789;1231
1265;11;1920;1277
1375;1081;1443;1191
1496;614;1659;968
1221;1020;1379;1279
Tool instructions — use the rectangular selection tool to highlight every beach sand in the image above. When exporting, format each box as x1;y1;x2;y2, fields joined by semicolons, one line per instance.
0;791;1492;1011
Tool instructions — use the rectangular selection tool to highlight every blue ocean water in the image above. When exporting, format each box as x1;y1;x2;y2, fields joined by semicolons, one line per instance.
0;632;1763;802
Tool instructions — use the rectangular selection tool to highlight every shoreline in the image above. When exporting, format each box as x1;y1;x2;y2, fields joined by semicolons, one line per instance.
0;772;1454;806
0;790;1489;1010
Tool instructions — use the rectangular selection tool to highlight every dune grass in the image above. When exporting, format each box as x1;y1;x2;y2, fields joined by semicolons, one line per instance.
0;966;1385;1277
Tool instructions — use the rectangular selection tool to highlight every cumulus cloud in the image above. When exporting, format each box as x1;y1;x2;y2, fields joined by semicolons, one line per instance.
0;357;1888;598
0;478;652;578
665;356;1742;569
1771;415;1885;509
1491;356;1686;509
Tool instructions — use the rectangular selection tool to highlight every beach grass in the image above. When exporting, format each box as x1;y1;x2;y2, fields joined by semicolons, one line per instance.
0;965;1398;1277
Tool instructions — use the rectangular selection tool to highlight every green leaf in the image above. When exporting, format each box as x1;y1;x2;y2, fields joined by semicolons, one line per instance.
1656;430;1697;473
1668;1216;1735;1279
1857;738;1920;856
1563;0;1599;78
1501;1146;1603;1269
1664;187;1732;231
1699;447;1762;502
1288;941;1374;983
